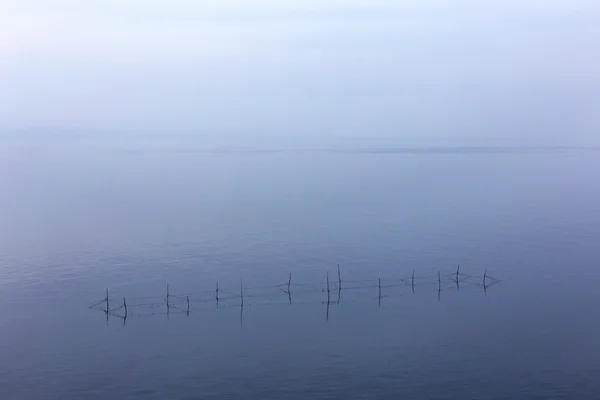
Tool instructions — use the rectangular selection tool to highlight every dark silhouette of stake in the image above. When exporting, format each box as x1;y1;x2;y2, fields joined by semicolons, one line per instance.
455;264;460;291
412;270;415;293
240;279;244;308
216;281;219;305
288;273;292;304
483;270;487;292
337;264;342;291
166;282;170;309
326;271;330;303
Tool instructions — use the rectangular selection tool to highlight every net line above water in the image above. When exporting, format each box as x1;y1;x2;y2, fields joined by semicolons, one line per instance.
89;266;501;321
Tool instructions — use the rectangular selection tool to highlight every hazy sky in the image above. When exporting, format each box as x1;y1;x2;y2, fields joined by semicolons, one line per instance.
1;1;599;144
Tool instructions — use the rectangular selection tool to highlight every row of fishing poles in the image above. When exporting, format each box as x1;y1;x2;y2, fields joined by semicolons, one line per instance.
91;265;499;322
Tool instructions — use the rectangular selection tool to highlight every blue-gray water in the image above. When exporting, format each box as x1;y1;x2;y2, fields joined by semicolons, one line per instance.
2;140;600;399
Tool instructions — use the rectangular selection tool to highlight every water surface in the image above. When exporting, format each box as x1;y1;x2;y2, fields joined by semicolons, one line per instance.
1;141;600;399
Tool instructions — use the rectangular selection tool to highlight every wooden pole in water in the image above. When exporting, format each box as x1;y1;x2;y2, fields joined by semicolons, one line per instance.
240;279;244;307
412;270;415;291
288;272;292;294
438;271;441;292
123;297;127;319
456;265;460;282
326;271;330;302
166;282;170;308
337;264;342;291
187;296;190;313
216;281;219;303
106;288;109;315
483;269;487;287
378;278;382;301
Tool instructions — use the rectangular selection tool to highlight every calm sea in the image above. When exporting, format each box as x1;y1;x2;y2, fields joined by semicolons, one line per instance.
1;139;600;399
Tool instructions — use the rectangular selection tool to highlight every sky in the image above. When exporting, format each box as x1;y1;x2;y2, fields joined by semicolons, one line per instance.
1;0;599;145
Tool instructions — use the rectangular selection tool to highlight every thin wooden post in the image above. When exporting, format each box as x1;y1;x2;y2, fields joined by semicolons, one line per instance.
187;296;190;313
337;264;342;290
438;271;441;292
326;271;330;302
378;278;382;305
287;272;292;294
483;270;487;287
216;281;219;302
456;264;460;282
412;270;415;292
240;279;244;307
106;288;109;315
166;282;170;308
123;297;127;319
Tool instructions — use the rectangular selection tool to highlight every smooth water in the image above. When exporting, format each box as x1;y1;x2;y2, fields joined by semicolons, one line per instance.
2;141;600;399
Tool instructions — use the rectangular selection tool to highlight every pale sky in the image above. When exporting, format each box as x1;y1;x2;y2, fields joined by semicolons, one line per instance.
1;0;599;144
